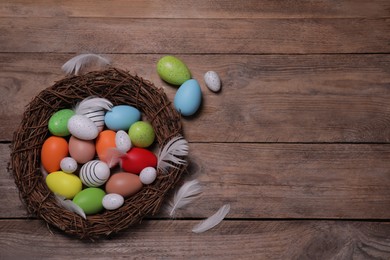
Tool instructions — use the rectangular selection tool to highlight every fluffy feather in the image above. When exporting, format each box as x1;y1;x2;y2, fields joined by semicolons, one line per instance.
192;204;230;233
74;96;113;115
168;179;202;217
55;195;86;219
61;54;110;75
104;148;126;168
158;135;189;173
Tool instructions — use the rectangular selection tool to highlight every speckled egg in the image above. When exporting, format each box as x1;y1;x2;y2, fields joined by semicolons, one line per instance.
204;71;221;92
139;167;157;185
115;130;132;153
48;109;75;136
128;121;155;148
67;115;99;140
60;157;78;173
157;55;191;85
102;193;125;210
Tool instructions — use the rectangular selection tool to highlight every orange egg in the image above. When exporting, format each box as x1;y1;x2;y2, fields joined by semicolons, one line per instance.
41;136;69;173
95;130;116;163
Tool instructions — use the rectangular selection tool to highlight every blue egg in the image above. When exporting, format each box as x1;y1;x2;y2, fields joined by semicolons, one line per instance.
174;79;202;116
104;105;141;131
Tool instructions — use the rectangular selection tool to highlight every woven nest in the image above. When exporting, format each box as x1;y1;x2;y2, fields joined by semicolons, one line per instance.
10;68;186;238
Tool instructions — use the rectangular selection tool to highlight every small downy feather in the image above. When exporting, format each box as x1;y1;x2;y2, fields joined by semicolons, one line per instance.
61;54;110;75
168;179;202;217
74;96;113;115
158;135;189;173
192;204;230;233
104;148;126;168
55;195;86;219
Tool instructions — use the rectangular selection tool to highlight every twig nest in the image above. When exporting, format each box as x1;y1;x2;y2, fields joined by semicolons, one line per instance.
10;68;187;238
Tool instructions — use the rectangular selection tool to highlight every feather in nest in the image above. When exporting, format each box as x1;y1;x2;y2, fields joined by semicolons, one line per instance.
61;54;110;75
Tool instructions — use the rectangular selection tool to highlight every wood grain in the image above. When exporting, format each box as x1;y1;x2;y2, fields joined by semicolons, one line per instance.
4;143;390;219
1;17;389;54
1;53;390;143
0;219;389;259
1;0;389;18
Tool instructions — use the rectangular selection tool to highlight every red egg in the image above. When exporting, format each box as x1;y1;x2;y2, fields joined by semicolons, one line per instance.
41;136;69;173
105;172;143;197
121;147;157;174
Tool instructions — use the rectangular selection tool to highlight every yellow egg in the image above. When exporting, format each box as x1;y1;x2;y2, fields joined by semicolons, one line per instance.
45;171;82;199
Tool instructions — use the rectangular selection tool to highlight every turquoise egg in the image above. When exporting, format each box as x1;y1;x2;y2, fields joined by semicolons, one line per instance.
48;109;75;136
104;105;141;131
72;187;106;215
174;79;202;116
157;56;191;85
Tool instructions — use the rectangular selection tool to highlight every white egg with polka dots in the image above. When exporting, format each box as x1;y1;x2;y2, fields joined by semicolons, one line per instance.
102;193;125;210
139;167;157;185
60;157;78;173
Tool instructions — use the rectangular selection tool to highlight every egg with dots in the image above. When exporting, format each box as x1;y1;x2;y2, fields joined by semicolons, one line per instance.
41;136;69;173
96;130;117;163
105;172;143;198
121;147;157;174
157;55;191;86
128;121;155;148
68;136;95;164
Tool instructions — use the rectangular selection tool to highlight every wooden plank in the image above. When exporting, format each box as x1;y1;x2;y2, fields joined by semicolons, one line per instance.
1;18;390;54
4;143;390;219
1;0;389;18
1;53;390;143
0;219;389;259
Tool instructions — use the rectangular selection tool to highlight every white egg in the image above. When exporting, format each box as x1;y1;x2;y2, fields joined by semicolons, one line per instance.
139;167;157;185
115;130;132;153
82;108;105;132
102;193;125;210
60;157;78;173
204;71;221;92
67;115;99;140
79;160;110;187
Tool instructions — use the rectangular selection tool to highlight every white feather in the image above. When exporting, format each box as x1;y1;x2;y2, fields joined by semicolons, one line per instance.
61;54;110;75
192;204;230;233
55;195;86;219
158;135;189;173
74;96;113;115
168;179;202;217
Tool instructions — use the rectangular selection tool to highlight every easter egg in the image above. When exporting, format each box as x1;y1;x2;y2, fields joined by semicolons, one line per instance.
67;114;99;140
204;71;221;92
174;79;202;116
45;171;82;199
121;147;157;174
115;130;132;153
102;193;125;210
139;167;157;185
105;172;143;197
79;160;110;187
157;55;191;85
96;130;116;163
48;109;75;136
60;157;78;173
104;105;141;131
128;121;155;148
72;187;106;215
83;108;106;132
68;136;95;164
41;136;69;173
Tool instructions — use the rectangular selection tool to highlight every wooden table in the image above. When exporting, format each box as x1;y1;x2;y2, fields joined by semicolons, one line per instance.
1;1;390;259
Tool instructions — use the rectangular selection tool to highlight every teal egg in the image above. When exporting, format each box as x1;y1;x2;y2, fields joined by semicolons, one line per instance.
72;187;106;215
157;55;191;85
48;109;75;136
104;105;141;131
128;121;155;148
174;79;202;116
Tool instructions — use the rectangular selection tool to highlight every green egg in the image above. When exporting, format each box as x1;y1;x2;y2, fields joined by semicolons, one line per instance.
48;109;75;136
72;188;106;215
157;55;191;85
128;121;155;148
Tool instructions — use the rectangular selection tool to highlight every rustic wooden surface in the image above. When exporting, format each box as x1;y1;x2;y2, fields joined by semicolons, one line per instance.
1;1;390;259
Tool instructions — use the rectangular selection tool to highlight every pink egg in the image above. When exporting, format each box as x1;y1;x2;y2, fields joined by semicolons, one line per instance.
68;136;96;163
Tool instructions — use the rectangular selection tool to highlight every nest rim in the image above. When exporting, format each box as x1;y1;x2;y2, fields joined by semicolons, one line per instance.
10;68;186;239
